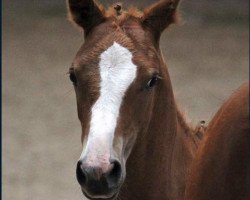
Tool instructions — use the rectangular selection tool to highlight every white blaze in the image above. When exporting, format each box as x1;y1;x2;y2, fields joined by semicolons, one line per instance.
80;42;137;169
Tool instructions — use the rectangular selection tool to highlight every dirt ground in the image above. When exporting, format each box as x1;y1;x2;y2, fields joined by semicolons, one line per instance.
3;1;248;200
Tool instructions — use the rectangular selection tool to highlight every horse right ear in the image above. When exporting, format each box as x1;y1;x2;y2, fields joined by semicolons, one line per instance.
67;0;105;35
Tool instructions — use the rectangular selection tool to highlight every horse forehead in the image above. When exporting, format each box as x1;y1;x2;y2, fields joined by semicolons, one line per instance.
100;42;134;68
98;42;137;91
89;42;137;122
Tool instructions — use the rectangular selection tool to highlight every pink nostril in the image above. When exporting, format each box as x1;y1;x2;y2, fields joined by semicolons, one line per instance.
107;163;115;172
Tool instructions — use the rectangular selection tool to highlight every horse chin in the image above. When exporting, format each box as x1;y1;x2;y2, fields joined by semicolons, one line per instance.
82;189;119;200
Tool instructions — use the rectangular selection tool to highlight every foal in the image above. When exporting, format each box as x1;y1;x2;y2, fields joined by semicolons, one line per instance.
66;0;247;200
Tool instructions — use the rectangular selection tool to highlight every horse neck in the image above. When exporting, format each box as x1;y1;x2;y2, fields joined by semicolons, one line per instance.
120;62;197;200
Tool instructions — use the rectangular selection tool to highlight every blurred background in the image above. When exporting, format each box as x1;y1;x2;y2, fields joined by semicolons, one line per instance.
3;0;248;200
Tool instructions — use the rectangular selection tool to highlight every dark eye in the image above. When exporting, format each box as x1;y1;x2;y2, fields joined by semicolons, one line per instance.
69;68;77;86
146;75;160;89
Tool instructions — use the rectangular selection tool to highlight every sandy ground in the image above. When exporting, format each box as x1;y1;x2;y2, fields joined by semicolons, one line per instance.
3;1;248;200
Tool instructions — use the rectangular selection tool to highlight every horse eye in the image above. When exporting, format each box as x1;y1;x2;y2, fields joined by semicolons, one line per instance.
69;70;77;86
146;75;161;89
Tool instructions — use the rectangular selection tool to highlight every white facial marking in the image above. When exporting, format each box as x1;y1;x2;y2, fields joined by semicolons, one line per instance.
80;42;137;170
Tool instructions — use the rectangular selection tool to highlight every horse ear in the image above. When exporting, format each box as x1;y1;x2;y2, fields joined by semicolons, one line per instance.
67;0;105;35
142;0;180;42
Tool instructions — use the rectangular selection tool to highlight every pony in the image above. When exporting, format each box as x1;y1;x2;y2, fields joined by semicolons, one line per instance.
66;0;249;199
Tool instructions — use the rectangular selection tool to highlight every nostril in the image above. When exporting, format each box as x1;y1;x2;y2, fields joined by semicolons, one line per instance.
110;160;122;178
76;161;87;186
106;160;122;187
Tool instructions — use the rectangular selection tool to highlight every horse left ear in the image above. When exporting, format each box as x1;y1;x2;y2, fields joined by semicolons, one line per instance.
142;0;181;42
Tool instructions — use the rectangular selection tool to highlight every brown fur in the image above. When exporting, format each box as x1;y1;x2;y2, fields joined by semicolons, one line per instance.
185;82;249;200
